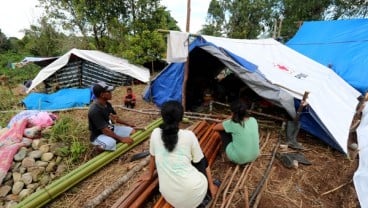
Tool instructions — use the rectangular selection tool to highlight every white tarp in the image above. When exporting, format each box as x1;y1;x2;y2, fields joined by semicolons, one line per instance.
354;103;368;207
27;48;150;93
201;36;360;153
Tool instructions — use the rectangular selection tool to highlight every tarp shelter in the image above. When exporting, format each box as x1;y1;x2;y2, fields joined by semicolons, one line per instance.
286;19;368;94
11;57;58;69
144;33;361;153
26;48;150;93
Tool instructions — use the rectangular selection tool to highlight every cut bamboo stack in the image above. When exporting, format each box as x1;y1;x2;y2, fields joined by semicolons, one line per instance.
111;120;222;208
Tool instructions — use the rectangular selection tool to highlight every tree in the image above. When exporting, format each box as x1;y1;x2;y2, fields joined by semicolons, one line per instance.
201;0;226;36
328;0;368;19
0;29;10;52
201;0;368;41
227;0;276;39
21;17;65;56
38;0;178;64
121;30;165;65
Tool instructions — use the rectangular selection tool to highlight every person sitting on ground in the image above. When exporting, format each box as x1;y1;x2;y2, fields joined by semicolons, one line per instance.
88;81;136;151
123;87;136;108
142;100;218;208
214;100;260;165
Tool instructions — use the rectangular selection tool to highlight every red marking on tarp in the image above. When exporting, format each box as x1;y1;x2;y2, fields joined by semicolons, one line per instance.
276;64;288;71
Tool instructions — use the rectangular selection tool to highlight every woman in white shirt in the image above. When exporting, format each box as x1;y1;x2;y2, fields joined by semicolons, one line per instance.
142;100;217;208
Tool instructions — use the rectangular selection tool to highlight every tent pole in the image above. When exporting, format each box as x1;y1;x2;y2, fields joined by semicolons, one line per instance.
182;39;190;111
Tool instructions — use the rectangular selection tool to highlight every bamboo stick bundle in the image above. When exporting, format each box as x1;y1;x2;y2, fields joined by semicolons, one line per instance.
201;131;215;154
197;121;211;140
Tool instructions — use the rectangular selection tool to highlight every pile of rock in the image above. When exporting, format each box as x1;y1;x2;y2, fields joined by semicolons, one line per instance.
0;138;67;208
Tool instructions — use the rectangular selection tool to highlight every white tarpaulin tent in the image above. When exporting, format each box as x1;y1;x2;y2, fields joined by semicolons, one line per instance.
27;48;150;93
145;33;361;154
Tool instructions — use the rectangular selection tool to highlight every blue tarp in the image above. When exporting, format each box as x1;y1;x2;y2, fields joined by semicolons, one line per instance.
286;19;368;94
23;88;92;110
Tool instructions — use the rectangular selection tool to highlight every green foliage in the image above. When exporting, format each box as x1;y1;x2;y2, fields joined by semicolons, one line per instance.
47;114;89;163
201;0;226;36
49;115;88;141
22;17;66;56
121;30;165;65
0;29;10;52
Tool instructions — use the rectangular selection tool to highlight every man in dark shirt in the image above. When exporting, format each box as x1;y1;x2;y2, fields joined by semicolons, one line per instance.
88;81;135;151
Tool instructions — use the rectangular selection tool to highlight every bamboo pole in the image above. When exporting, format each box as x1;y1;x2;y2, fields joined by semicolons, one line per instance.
224;165;249;208
15;118;163;208
84;157;150;208
252;167;275;208
221;165;239;208
210;167;232;208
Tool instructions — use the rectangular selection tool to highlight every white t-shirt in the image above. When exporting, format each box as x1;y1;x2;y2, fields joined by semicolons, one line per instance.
150;128;208;208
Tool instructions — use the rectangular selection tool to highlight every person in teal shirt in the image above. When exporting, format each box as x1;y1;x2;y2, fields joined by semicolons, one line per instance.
214;100;260;165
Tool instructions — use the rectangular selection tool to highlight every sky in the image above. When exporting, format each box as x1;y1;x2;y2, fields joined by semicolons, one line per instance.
0;0;211;39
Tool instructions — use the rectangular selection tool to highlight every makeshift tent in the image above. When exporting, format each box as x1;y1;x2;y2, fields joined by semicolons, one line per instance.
144;33;361;153
286;19;368;94
26;48;150;93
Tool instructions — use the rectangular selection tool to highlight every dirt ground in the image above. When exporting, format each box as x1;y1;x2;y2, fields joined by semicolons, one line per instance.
45;84;360;208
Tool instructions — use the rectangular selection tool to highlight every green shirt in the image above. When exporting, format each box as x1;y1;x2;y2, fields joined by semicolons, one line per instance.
223;117;260;164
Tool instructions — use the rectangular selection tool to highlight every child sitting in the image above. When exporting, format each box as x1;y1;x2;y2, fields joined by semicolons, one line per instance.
123;87;136;108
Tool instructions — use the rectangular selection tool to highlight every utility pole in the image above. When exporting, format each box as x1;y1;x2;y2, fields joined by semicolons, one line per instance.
186;0;191;32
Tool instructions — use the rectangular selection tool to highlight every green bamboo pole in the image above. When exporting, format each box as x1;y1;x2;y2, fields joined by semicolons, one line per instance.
15;118;162;208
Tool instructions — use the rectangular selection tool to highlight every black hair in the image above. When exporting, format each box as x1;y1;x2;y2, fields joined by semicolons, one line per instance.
93;84;105;98
230;100;248;126
159;100;183;152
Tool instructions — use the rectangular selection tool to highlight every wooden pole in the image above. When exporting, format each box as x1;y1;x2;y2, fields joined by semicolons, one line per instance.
186;0;191;32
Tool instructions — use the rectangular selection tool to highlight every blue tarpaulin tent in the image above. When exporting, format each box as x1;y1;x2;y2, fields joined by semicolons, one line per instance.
286;19;368;94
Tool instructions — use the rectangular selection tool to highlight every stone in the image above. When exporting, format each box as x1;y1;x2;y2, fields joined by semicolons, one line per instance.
11;162;21;172
22;137;33;147
0;185;11;197
19;189;32;200
12;181;24;194
13;148;27;161
5;200;18;207
27;183;39;191
39;175;51;186
56;163;67;176
12;172;22;182
5;194;19;202
32;139;41;150
21;157;35;168
41;152;54;162
28;150;43;159
39;144;50;153
19;167;26;174
36;161;49;167
4;179;13;186
21;173;33;185
46;161;56;172
55;156;63;164
4;172;12;181
30;167;45;182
